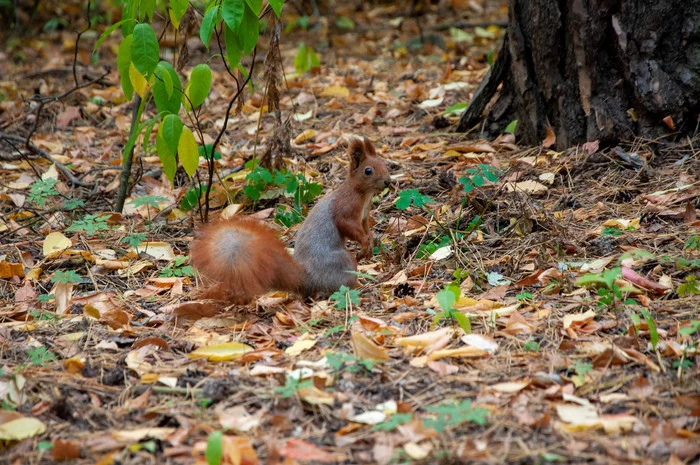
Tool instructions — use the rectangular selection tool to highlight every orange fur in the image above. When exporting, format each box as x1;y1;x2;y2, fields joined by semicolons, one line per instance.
190;216;303;303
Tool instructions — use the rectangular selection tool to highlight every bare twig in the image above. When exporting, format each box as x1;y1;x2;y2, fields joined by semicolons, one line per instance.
0;132;93;187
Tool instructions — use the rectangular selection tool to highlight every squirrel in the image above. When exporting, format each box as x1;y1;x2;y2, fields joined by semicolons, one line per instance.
190;135;391;303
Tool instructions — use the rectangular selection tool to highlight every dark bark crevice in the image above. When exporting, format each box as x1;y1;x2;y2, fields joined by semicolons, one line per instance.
458;0;700;149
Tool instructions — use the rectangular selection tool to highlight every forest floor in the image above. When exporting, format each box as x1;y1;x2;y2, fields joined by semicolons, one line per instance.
1;1;699;464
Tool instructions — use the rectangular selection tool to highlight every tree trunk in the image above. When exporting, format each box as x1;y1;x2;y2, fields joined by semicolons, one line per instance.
458;0;700;148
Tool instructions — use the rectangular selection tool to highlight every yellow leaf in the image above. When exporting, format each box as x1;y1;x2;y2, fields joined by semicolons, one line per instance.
351;332;389;361
0;417;47;441
134;242;175;261
188;342;253;362
294;129;317;144
43;232;72;257
285;334;317;356
178;126;199;176
320;85;350;98
298;385;335;405
129;62;149;98
169;8;180;29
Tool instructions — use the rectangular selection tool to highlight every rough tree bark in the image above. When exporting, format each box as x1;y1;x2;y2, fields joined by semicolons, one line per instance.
458;0;700;148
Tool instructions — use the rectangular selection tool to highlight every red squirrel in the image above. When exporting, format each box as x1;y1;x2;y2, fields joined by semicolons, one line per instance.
190;135;390;302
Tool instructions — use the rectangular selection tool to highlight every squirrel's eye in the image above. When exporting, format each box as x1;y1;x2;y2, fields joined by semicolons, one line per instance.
364;167;373;176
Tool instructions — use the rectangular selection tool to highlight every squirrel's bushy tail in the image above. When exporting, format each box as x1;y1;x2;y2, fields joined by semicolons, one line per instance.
190;216;303;303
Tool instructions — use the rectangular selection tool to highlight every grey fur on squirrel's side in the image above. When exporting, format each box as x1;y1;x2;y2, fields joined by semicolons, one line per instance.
294;192;356;296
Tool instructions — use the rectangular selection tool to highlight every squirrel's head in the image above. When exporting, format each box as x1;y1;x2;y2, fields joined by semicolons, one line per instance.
345;135;391;194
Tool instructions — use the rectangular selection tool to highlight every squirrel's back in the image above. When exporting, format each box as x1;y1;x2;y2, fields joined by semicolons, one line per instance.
190;216;302;302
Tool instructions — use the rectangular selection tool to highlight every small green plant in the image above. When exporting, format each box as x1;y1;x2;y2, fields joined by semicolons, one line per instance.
684;235;700;251
330;285;361;310
274;204;304;227
570;360;592;387
62;198;85;211
52;270;82;284
676;257;700;270
395;189;433;210
205;430;223;465
679;320;700;337
26;346;56;366
27;178;59;208
326;351;375;373
273;375;313;398
243;160;322;208
639;308;659;350
504;119;518;134
37;441;53;452
43;17;68;32
28;309;60;322
181;185;205;212
65;214;110;235
372;413;413;432
129;195;169;209
516;292;534;302
458;164;501;194
576;267;632;310
160;256;195;277
423;399;488;432
432;288;471;334
417;233;458;259
336;16;355;30
294;43;320;74
121;233;148;248
602;227;623;237
678;275;699;297
523;340;540;352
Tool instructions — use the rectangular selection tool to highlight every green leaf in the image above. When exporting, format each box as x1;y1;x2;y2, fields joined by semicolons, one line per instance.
602;267;622;290
199;144;221;160
504;119;518;134
222;0;245;32
66;214;110;235
294;43;320;74
268;0;283;17
472;174;484;187
170;0;189;26
200;5;219;50
452;311;472;334
436;289;455;313
244;0;262;15
156;132;177;183
238;4;259;55
185;64;212;109
142;0;156;21
52;270;82;284
142;117;159;151
372;413;412;432
640;309;659;350
117;35;134;100
224;24;243;70
181;185;204;212
444;102;467;116
131;24;159;76
205;431;223;465
153;61;182;115
336;16;355;30
93;19;132;53
160;114;183;157
179;127;199;176
129;195;168;208
449;27;474;43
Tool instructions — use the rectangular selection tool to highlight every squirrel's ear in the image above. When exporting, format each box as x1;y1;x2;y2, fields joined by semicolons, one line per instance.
345;135;366;169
